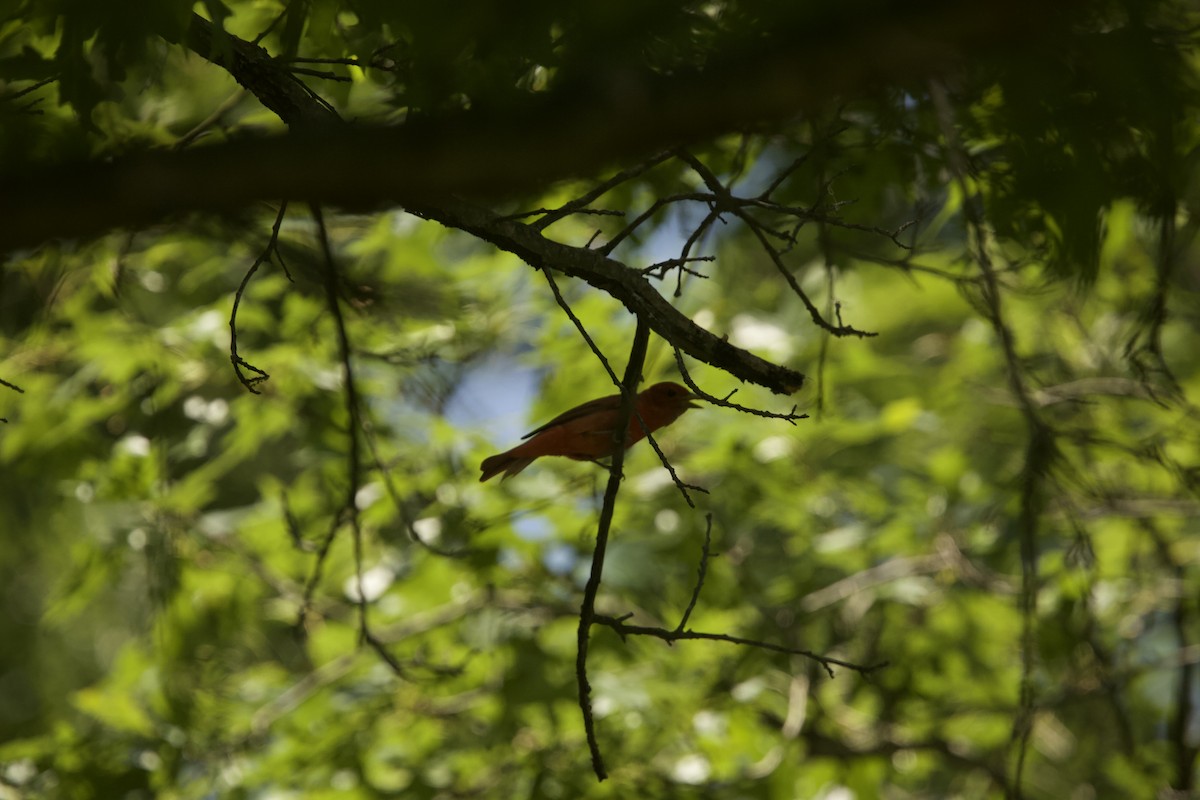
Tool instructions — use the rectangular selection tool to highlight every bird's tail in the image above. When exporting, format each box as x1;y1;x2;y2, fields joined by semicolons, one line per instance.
479;453;536;482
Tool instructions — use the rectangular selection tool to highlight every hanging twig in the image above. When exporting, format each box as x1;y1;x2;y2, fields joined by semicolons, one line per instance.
675;514;715;632
230;202;290;393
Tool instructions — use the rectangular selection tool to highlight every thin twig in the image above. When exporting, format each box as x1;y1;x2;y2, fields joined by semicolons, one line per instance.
844;248;988;285
311;204;408;675
671;208;723;297
312;203;363;605
286;55;365;65
675;149;878;337
600;192;709;255
640;255;714;281
175;89;246;150
673;350;807;424
539;267;621;385
0;375;19;423
287;66;352;82
0;77;56;105
738;208;877;338
531;150;673;232
756;152;811;200
289;71;341;118
815;151;837;417
283;55;396;72
495;207;624;223
635;427;706;508
358;412;474;558
594;614;887;680
675;514;714;632
296;206;358;631
279;490;314;552
743;196;917;249
230;202;289;393
298;512;344;631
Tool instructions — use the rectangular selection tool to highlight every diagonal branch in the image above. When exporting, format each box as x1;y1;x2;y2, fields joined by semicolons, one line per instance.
181;15;340;130
411;197;805;394
528;150;673;232
0;375;23;424
675;514;715;633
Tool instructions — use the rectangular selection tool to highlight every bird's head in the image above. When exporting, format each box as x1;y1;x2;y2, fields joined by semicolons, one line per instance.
642;381;701;413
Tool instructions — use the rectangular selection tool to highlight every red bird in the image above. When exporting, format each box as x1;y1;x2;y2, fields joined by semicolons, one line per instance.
479;381;700;481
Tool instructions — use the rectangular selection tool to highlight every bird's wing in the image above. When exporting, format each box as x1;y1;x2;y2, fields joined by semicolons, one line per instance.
520;392;622;439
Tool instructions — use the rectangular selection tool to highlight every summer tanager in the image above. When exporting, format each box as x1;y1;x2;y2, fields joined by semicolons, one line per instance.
479;381;700;481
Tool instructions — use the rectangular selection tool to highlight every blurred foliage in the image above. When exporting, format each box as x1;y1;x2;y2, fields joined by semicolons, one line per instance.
1;1;1200;799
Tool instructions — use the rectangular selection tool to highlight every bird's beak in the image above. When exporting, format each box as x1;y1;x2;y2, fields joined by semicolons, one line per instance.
686;392;702;409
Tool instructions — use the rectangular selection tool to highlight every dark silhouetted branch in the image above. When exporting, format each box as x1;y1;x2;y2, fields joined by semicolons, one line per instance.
576;319;652;782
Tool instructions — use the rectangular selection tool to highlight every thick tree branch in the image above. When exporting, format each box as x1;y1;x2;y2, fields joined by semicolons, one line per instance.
0;2;1084;253
18;12;809;393
179;16;339;130
410;197;805;394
